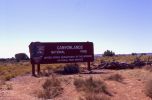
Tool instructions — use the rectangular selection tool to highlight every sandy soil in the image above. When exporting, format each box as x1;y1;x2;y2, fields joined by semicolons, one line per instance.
0;68;152;100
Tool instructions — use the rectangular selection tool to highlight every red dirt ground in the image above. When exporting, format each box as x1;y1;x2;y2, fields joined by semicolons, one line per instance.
0;68;152;100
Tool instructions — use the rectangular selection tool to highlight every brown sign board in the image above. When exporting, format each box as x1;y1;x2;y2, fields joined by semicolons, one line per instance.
29;42;94;64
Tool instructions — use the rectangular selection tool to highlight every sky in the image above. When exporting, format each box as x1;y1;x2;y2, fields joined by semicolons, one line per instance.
0;0;152;58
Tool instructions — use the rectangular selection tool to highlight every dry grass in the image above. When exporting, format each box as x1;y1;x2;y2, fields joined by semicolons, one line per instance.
107;74;124;82
5;83;13;90
74;77;111;100
74;77;110;95
0;80;6;89
144;65;152;72
0;81;13;90
0;63;32;81
82;93;111;100
99;55;152;63
0;55;151;81
145;79;152;98
0;61;65;81
38;77;63;99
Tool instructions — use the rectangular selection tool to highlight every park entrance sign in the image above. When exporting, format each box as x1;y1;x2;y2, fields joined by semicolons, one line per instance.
29;42;94;64
29;42;94;76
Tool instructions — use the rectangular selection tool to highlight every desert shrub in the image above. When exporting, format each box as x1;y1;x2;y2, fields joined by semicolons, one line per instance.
144;66;152;72
141;53;146;56
145;79;152;98
107;74;123;82
6;83;13;90
0;80;12;90
84;93;110;100
3;73;16;81
103;50;115;57
131;53;137;56
38;78;63;99
0;80;5;89
63;64;80;74
132;57;145;67
74;77;109;94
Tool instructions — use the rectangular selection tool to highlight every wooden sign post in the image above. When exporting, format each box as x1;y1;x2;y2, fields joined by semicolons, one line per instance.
32;64;35;76
87;62;91;71
29;42;94;76
37;64;40;75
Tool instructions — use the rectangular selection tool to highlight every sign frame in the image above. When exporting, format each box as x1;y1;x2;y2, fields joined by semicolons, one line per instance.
29;42;94;76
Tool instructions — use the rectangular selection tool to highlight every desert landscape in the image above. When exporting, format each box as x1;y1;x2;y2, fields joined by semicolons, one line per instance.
1;54;152;100
1;0;152;100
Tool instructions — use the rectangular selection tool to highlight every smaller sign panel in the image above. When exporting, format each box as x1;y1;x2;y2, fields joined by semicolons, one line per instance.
29;42;94;64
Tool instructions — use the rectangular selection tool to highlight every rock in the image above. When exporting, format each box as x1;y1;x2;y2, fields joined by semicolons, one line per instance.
98;61;145;70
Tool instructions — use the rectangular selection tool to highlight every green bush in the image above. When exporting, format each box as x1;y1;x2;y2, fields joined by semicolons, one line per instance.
131;53;137;56
15;53;29;62
63;64;80;74
103;50;115;57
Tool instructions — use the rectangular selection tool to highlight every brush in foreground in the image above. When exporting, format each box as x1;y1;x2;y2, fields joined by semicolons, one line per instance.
107;74;124;82
74;77;110;95
145;79;152;98
38;77;63;99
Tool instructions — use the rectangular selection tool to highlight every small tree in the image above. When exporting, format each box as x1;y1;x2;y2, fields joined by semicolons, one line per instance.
131;53;137;56
141;53;146;56
15;53;29;62
103;50;115;57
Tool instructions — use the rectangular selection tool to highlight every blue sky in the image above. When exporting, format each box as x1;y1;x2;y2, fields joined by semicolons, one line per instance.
0;0;152;58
